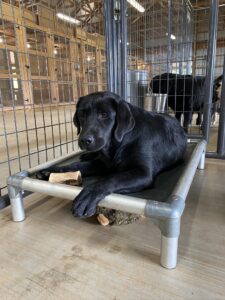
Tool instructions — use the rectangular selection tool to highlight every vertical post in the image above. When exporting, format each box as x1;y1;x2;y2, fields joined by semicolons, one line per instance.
115;0;121;96
8;185;25;222
161;236;179;269
46;32;59;102
198;148;206;170
217;55;225;154
104;0;115;93
159;218;181;269
179;0;185;75
15;22;34;106
186;4;193;75
70;38;79;101
104;0;127;98
167;0;173;73
120;0;128;101
192;12;197;76
79;41;88;95
96;47;103;91
7;171;28;222
202;0;219;142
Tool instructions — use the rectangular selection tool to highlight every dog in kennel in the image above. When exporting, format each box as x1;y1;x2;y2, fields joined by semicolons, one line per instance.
37;91;187;218
150;73;222;132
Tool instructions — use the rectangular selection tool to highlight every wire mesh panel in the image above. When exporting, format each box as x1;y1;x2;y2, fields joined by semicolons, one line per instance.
126;0;223;140
193;2;225;151
0;0;106;197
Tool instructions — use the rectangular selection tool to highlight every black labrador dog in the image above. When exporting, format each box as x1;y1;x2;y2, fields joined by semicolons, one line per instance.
38;92;187;218
150;73;222;132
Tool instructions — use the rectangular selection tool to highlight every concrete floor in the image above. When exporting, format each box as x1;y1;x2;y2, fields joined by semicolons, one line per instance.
0;158;225;299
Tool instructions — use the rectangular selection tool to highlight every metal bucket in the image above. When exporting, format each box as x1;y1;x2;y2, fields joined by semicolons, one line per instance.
144;93;167;113
127;70;149;107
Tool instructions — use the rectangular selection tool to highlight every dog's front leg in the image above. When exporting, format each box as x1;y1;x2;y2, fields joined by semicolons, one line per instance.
183;111;192;133
35;159;106;180
72;168;152;218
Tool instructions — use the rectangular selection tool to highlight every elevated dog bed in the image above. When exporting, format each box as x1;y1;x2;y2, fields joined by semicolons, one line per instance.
7;140;206;269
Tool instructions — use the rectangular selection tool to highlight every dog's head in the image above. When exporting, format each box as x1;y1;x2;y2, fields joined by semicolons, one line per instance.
150;73;182;94
73;92;135;151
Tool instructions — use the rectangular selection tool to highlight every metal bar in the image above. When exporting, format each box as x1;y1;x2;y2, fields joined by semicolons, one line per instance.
104;0;114;92
206;152;225;159
8;184;25;222
187;5;193;75
179;0;185;75
172;140;206;200
198;151;205;170
114;0;120;95
120;0;128;101
8;175;147;216
7;170;29;222
202;0;219;142
187;135;203;140
33;28;48;162
217;55;225;155
166;0;172;73
160;236;178;269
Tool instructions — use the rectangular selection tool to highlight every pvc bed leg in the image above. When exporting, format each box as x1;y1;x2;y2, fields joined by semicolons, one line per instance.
159;218;180;269
8;184;25;222
198;150;205;170
160;235;178;269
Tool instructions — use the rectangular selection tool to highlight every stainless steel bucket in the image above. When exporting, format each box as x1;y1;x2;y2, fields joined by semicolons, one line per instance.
127;70;149;107
144;93;167;113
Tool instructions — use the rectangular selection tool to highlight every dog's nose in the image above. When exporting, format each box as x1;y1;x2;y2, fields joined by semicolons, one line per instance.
81;136;94;146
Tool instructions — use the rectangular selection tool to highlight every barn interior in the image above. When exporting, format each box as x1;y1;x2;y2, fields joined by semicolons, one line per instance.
0;1;225;299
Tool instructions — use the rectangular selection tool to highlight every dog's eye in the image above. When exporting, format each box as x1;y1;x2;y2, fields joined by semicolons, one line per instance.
99;112;109;119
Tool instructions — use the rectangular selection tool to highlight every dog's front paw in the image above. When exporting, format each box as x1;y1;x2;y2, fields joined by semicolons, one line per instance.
35;170;51;181
35;166;62;181
71;186;105;218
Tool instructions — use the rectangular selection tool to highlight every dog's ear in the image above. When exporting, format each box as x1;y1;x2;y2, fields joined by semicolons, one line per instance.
73;101;81;135
114;101;135;142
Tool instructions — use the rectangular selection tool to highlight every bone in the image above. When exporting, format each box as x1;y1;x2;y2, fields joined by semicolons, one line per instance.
97;213;110;226
49;171;82;186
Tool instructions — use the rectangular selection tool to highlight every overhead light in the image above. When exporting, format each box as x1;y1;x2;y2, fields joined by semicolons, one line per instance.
170;34;176;40
56;13;80;25
0;37;3;43
127;0;145;13
87;56;91;62
13;78;18;89
166;33;176;40
54;49;58;54
26;43;31;48
10;51;15;64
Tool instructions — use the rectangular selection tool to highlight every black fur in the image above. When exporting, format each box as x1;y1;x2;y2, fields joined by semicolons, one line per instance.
150;73;222;132
38;92;187;218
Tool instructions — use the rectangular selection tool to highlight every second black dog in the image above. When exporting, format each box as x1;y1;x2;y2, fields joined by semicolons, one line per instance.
150;73;222;132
